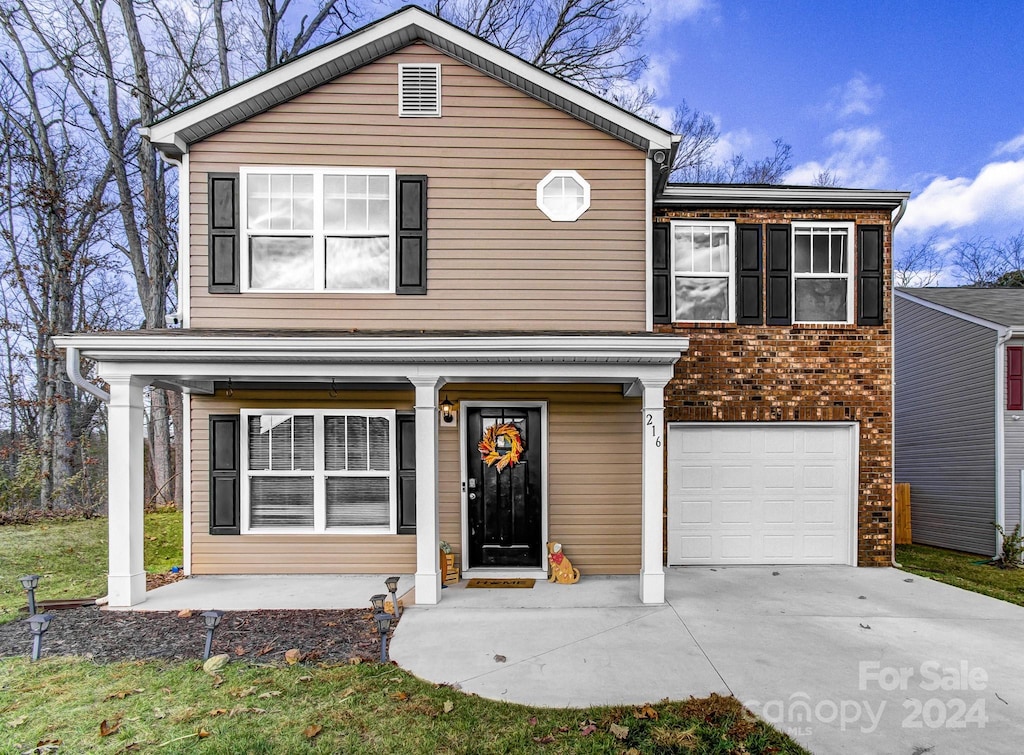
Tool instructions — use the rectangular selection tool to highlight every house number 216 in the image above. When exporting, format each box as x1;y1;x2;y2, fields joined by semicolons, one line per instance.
645;413;662;448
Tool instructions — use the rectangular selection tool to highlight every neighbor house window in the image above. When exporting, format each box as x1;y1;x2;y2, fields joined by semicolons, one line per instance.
241;168;395;293
671;221;735;322
792;223;853;323
536;170;590;221
241;409;396;533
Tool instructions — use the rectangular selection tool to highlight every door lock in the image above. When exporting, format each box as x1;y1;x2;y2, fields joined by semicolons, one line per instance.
469;492;477;500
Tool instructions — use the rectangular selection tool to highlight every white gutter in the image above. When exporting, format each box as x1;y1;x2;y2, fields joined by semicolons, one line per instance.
65;346;110;403
995;327;1013;556
891;197;909;229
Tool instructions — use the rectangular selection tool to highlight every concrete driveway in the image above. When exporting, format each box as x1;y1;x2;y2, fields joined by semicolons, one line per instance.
390;567;1024;754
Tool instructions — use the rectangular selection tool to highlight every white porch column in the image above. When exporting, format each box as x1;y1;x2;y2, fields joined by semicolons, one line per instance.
640;377;668;604
411;376;443;604
106;376;149;607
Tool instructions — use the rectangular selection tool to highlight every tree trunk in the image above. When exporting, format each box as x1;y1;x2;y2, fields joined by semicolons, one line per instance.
168;389;184;509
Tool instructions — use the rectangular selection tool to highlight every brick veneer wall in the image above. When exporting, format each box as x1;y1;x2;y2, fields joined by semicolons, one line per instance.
655;207;894;566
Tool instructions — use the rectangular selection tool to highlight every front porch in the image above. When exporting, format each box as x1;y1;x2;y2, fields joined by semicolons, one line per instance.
55;332;688;609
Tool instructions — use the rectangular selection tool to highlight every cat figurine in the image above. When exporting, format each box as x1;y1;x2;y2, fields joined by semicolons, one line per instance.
547;542;580;584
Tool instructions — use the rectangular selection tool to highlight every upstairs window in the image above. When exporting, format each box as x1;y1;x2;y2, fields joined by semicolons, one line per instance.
537;170;590;221
671;222;735;322
399;64;441;117
792;223;853;323
1009;346;1023;411
241;168;395;293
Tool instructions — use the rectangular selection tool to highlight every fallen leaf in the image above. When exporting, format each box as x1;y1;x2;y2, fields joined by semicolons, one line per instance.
233;646;247;657
348;657;362;665
284;649;302;665
153;708;166;719
528;716;538;726
6;716;27;728
257;690;282;699
443;700;454;713
532;735;556;744
636;705;659;720
609;723;629;740
391;691;409;701
208;708;228;717
203;654;230;675
34;739;62;750
303;724;323;739
624;749;641;755
299;676;313;683
177;609;193;618
99;719;121;737
197;728;211;739
579;722;597;737
115;744;140;753
105;688;145;700
255;644;275;657
211;675;225;688
860;623;872;630
338;686;356;699
232;686;257;699
228;706;266;717
493;654;506;663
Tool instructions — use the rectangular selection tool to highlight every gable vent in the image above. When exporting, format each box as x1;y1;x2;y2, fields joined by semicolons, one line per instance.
399;64;441;117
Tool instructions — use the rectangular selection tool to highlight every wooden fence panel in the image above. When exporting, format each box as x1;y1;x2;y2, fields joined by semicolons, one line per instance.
895;482;912;545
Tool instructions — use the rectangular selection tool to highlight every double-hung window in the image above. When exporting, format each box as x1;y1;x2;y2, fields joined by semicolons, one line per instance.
671;221;735;322
792;222;853;323
241;409;396;534
241;167;396;293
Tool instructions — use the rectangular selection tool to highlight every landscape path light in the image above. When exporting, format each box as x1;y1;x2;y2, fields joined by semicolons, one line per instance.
201;610;224;660
370;593;387;613
27;613;53;662
385;576;401;617
374;611;393;663
19;575;41;616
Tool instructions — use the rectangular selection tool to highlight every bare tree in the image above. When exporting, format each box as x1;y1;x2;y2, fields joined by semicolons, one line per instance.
951;237;1002;287
894;236;943;287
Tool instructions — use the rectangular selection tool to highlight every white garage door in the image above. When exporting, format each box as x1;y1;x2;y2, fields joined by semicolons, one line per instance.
667;424;857;565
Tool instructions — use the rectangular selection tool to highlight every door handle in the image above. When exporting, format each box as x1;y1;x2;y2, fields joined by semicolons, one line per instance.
469;492;477;500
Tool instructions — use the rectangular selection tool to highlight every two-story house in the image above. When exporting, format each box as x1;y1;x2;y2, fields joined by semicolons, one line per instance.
55;6;909;608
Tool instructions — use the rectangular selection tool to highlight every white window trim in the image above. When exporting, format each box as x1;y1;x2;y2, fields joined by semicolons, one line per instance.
536;170;591;222
670;219;736;324
239;166;397;294
791;221;854;325
398;63;442;118
240;408;398;535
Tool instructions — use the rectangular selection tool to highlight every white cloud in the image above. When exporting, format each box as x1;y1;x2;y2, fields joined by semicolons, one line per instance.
899;159;1024;234
826;73;883;119
994;132;1024;157
645;0;716;24
786;127;890;187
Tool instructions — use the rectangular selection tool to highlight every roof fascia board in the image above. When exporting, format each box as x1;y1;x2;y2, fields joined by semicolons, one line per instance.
895;289;1008;333
147;8;672;154
657;186;910;209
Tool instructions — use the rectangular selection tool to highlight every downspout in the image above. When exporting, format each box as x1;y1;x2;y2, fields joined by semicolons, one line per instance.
995;327;1013;556
65;346;110;403
890;198;908;566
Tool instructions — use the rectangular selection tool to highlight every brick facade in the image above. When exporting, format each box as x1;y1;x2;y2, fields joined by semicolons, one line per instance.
655;207;894;566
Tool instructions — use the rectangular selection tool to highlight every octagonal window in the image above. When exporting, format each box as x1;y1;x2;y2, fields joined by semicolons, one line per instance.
536;170;591;222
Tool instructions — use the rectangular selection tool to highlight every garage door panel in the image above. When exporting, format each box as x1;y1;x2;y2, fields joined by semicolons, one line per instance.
667;424;856;566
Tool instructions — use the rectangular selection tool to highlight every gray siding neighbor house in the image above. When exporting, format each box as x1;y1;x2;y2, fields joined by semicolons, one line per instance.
895;288;1024;555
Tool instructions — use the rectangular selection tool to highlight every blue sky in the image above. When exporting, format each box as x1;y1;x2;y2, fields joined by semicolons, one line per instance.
641;1;1024;251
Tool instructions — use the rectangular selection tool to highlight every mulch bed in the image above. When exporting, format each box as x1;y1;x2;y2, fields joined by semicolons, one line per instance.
0;606;391;665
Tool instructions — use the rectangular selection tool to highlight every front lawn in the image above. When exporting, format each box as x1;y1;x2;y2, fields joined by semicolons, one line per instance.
0;509;183;624
0;658;806;754
896;543;1024;607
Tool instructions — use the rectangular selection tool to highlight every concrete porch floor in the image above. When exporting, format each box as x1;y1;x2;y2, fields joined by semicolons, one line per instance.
121;573;414;611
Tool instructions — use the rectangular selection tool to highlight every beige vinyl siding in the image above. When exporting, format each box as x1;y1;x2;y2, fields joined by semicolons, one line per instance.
894;297;997;554
191;383;641;575
188;44;647;330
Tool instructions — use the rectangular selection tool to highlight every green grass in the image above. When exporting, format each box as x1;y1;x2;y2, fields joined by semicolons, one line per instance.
897;543;1024;607
0;510;183;624
0;658;807;754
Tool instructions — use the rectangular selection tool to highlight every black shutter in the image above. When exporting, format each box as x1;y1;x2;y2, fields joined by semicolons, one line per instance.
857;225;884;326
396;175;428;294
735;224;763;324
208;173;240;293
209;415;240;535
653;222;671;323
766;224;792;325
396;412;416;534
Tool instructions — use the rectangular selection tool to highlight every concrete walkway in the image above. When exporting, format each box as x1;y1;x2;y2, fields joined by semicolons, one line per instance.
390;568;1024;754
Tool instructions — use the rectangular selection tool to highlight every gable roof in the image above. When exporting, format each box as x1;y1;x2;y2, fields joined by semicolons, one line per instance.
897;287;1024;331
143;5;674;159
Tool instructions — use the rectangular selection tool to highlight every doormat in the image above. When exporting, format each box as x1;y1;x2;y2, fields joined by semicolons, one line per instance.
465;578;536;589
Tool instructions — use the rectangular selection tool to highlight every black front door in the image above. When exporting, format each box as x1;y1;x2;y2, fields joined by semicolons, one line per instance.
466;406;542;568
